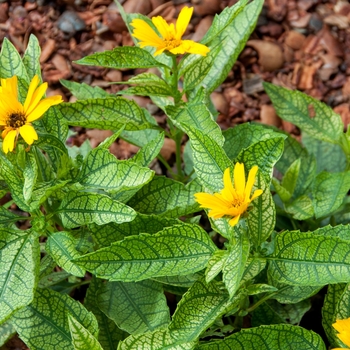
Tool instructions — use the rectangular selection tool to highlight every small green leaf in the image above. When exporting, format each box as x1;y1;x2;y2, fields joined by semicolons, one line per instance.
242;257;266;283
60;80;110;100
313;171;350;218
0;321;16;346
57;192;136;229
281;158;300;195
97;279;170;335
246;284;278;296
68;314;104;350
0;206;26;226
205;250;228;283
0;229;39;323
75;46;167;69
285;195;314;220
23;152;38;202
11;288;99;350
22;34;42;80
272;178;292;203
264;82;343;144
74;223;217;281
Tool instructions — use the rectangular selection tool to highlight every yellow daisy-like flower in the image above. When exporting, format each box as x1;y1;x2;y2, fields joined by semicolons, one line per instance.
130;6;210;57
194;163;263;227
0;75;63;154
332;318;350;350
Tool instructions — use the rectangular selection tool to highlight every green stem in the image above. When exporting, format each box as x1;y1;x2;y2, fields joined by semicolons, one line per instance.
175;130;184;181
171;55;181;104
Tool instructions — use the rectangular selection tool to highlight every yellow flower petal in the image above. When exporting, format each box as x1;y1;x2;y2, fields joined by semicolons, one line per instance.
19;124;38;145
26;95;63;122
24;82;48;116
229;215;240;227
2;76;18;99
152;16;172;40
23;75;40;113
245;165;258;201
131;19;164;47
234;162;246;198
250;189;263;201
175;6;193;40
2;129;17;154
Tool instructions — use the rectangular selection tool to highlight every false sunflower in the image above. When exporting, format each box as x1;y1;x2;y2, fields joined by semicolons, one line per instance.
130;6;210;56
194;163;263;227
333;318;350;350
0;75;63;153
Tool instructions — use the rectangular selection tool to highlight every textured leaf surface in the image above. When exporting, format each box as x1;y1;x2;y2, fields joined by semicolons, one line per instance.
74;223;216;281
312;171;350;218
0;229;39;323
61;80;109;100
57;192;136;229
268;231;350;286
97;279;170;335
22;35;41;80
242;257;266;283
285;195;314;220
23;152;38;202
169;279;229;342
0;321;16;346
11;288;98;350
0;206;26;226
205;250;228;283
195;324;326;350
75;47;167;69
68;315;103;350
85;277;128;350
264;82;343;144
127;177;200;217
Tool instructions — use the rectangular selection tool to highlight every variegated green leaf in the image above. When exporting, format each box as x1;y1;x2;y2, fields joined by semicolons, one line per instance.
22;34;42;80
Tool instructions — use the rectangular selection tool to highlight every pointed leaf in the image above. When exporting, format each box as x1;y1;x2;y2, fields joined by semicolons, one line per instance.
205;250;228;283
60;80;110;100
23;152;38;202
22;34;42;80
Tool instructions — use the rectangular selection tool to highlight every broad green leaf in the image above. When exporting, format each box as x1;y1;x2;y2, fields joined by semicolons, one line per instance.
22;34;42;80
38;270;71;289
223;234;250;297
57;98;153;131
11;288;98;350
322;283;346;348
89;214;180;248
60;80;110;99
236;137;284;181
74;223;217;281
268;231;350;286
57;192;136;229
169;279;229;342
23;152;38;202
154;274;200;288
75;46;167;69
205;250;228;283
184;0;263;94
85;278;128;350
285;195;314;220
97;279;170;335
68;315;103;350
196;324;326;350
0;321;16;346
127;177;200;217
32;147;55;182
0;38;28;82
264;82;343;144
241;257;266;283
46;231;86;277
302;133;346;173
129;132;164;167
223;123;285;160
0;206;26;226
247;172;276;247
117;328;196;350
312;171;350;218
0;229;39;323
186;125;232;192
312;224;350;241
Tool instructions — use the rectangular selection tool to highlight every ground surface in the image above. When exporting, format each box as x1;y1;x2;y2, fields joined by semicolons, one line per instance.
0;0;349;348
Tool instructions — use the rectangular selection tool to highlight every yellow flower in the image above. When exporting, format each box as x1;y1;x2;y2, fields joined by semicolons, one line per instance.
332;318;350;349
194;163;263;227
130;6;210;57
0;75;63;154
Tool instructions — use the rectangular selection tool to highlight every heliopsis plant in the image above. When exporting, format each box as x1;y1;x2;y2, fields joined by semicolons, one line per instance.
333;318;350;350
195;163;263;226
130;6;210;56
0;75;62;153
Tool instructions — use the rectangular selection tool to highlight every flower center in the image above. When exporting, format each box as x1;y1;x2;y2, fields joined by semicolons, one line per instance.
231;198;242;208
164;39;182;50
7;112;26;128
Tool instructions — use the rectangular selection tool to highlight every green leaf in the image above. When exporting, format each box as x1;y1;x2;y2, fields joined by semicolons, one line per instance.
85;277;128;350
205;250;228;283
264;82;343;144
97;279;170;335
68;314;104;350
117;328;196;350
169;278;230;342
57;191;136;229
268;230;350;286
60;80;110;100
11;288;98;350
22;34;42;80
195;324;326;350
223;123;285;160
322;283;346;348
302;133;346;173
312;224;350;241
0;38;28;82
242;257;266;283
246;284;278;296
46;231;86;277
312;171;350;218
57;98;153;131
281;158;300;195
38;270;71;289
272;178;292;203
247;172;276;247
285;195;314;220
74;223;217;281
236;137;284;182
0;321;16;346
0;206;26;226
23;152;38;202
0;229;39;323
75;46;167;69
127;177;200;217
